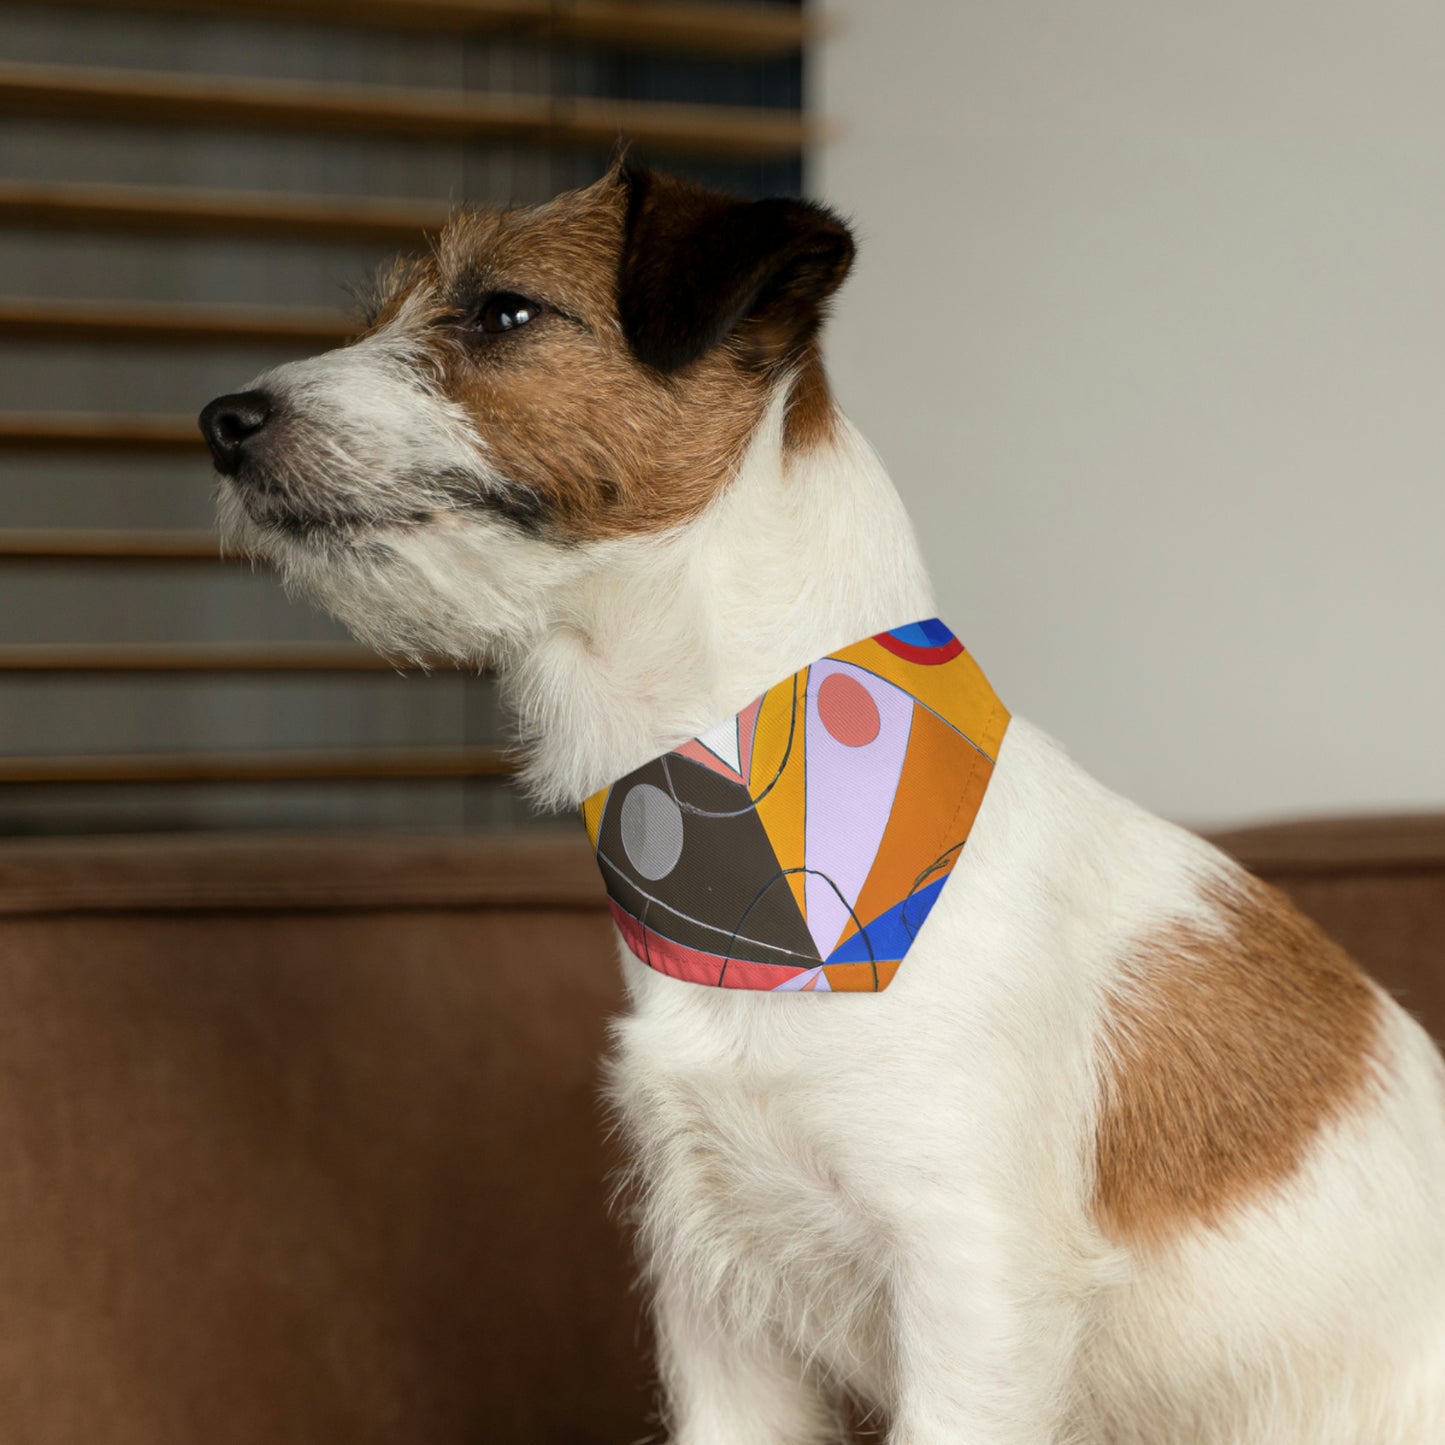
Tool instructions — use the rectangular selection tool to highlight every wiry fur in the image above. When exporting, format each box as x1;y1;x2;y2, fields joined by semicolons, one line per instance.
206;171;1445;1443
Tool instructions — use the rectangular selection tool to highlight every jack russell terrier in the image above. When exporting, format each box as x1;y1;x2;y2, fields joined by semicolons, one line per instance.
200;164;1445;1444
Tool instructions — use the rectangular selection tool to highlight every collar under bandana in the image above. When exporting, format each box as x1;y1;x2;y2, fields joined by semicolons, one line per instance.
580;620;1009;993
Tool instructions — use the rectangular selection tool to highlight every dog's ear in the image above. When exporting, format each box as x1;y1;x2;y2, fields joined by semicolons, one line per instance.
618;167;855;375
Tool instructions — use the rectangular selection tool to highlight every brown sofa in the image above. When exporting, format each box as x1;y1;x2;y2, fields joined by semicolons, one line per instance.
0;819;1439;1444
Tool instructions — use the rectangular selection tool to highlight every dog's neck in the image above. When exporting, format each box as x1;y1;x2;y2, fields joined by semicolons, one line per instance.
506;391;936;810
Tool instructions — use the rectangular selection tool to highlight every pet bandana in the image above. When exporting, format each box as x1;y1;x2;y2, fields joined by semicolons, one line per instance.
580;620;1009;993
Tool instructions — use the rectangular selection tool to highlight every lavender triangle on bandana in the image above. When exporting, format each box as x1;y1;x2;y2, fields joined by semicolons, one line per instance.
579;620;1009;993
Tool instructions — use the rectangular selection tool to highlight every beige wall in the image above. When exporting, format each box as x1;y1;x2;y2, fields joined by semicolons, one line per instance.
813;1;1445;827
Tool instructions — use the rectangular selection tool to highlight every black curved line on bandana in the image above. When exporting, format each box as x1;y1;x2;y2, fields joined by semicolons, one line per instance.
717;866;876;992
910;840;963;893
658;673;802;820
595;845;822;963
899;840;967;944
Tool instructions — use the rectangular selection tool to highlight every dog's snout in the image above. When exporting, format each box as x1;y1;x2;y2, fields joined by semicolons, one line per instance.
199;390;273;475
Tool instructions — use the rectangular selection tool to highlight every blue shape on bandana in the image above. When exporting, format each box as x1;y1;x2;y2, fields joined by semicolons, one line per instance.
887;619;955;650
825;874;949;964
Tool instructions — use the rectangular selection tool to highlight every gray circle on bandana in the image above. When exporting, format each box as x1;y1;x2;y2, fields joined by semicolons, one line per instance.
619;783;685;880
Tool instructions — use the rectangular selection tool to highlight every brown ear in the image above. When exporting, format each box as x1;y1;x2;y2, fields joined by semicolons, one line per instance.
617;167;855;375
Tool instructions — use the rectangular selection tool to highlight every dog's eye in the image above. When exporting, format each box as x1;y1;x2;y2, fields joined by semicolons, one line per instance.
474;292;542;335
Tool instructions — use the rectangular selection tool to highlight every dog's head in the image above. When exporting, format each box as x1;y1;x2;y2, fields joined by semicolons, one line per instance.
199;166;854;663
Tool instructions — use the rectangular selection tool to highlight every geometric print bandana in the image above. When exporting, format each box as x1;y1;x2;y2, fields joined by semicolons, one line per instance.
580;620;1009;992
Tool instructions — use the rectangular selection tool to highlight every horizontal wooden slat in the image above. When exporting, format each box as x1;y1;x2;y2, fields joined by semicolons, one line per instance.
0;746;512;784
24;0;815;59
552;0;814;56
0;180;449;245
0;412;201;452
0;832;602;916
0;61;817;161
0;530;227;561
0;297;353;348
0;643;421;672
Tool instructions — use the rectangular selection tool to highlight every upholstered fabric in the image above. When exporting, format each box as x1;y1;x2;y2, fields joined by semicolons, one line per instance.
0;834;641;1445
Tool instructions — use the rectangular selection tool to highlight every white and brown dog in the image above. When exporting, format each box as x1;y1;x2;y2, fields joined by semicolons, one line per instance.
201;166;1445;1443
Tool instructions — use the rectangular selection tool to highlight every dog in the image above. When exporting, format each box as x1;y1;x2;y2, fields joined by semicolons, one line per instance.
200;164;1445;1443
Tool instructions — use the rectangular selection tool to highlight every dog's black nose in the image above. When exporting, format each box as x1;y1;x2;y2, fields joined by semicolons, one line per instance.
199;390;273;475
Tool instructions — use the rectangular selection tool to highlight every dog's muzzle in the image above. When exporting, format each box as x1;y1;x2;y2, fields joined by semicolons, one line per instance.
199;390;274;476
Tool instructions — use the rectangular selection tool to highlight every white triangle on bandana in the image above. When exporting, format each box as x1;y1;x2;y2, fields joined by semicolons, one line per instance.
773;966;830;992
697;715;741;775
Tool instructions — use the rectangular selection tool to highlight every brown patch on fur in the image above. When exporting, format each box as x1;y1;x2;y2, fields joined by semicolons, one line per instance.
783;341;840;452
363;169;848;541
1094;873;1382;1247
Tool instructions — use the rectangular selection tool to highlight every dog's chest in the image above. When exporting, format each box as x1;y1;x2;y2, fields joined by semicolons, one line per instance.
611;992;894;1386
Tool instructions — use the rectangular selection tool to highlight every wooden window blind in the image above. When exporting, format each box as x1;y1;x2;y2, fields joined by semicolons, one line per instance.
0;0;815;835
